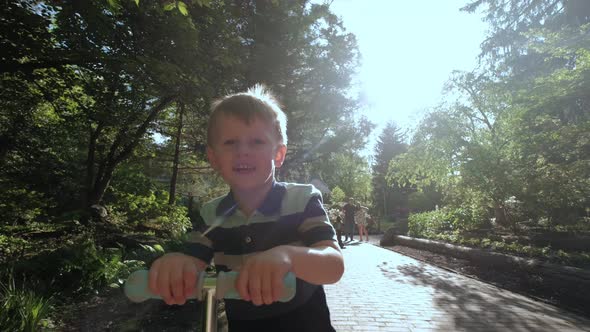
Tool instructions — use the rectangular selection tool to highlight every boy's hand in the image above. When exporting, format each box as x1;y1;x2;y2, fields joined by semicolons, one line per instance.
148;253;205;305
235;246;292;306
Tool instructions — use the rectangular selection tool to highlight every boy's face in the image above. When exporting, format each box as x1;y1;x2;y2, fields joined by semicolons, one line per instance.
207;114;286;193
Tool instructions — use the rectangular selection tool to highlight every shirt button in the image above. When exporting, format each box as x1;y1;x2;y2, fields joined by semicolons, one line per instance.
245;236;252;244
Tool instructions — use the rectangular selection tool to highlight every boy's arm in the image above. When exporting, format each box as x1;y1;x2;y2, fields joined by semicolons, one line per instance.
287;240;343;285
236;187;342;305
235;240;343;306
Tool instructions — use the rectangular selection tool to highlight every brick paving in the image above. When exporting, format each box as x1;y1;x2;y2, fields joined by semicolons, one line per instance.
324;235;590;332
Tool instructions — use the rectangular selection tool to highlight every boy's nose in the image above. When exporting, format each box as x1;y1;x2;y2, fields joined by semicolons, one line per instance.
235;141;251;155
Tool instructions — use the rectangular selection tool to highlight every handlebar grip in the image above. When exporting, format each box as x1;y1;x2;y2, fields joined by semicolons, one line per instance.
124;270;296;303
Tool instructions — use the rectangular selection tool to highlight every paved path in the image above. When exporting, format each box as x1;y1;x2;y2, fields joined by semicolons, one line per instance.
324;236;590;332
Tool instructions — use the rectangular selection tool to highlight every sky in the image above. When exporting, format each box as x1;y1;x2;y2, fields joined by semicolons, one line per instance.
327;0;489;157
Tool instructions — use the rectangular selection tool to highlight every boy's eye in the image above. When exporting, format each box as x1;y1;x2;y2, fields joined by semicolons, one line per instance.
253;139;265;145
223;139;235;145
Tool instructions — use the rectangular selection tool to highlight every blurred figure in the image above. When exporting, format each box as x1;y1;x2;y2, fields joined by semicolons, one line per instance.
327;204;345;249
342;198;357;241
355;205;369;242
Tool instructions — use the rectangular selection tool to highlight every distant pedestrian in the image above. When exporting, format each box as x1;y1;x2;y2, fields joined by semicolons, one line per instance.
355;206;369;242
342;198;357;241
328;205;345;249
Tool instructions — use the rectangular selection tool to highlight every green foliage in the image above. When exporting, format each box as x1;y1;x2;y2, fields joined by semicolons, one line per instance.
0;183;53;226
407;188;444;213
372;121;408;217
389;17;590;232
432;234;590;268
13;238;145;297
1;0;364;229
177;1;188;16
311;152;372;205
111;190;191;237
408;210;453;238
0;274;53;332
330;186;346;204
408;206;489;238
0;234;30;264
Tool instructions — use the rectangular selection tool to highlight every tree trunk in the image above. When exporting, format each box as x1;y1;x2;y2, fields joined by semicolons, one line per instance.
494;201;508;226
187;192;194;213
169;102;184;205
85;95;176;209
88;162;116;206
85;122;104;208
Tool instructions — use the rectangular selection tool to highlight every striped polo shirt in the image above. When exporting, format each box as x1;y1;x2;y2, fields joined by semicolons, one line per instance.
184;181;337;320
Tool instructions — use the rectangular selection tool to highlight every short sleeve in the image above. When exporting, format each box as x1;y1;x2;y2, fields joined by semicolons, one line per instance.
297;194;337;246
181;204;217;263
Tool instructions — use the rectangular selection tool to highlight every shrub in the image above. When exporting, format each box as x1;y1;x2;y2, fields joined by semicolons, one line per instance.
408;209;452;237
0;235;30;264
110;191;191;237
0;186;50;226
446;206;488;232
14;238;145;297
408;205;491;239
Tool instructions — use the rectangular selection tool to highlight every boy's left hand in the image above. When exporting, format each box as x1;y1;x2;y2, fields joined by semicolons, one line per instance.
235;245;292;306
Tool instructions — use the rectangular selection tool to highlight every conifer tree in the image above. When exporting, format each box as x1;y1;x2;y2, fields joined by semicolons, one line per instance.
371;122;407;220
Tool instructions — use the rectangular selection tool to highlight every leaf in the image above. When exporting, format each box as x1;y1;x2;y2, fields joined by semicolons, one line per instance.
107;0;122;10
163;1;175;11
177;1;188;16
153;244;165;253
134;0;139;7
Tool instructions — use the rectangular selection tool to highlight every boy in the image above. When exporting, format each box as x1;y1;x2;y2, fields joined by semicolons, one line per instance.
148;85;343;332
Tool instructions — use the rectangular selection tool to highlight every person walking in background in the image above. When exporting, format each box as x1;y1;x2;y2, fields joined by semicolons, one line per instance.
355;205;369;242
342;198;357;241
327;204;345;249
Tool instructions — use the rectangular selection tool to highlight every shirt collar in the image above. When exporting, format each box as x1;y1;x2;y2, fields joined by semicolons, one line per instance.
215;181;286;217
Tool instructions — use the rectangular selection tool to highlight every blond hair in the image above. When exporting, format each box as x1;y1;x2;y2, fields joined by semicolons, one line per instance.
207;84;288;146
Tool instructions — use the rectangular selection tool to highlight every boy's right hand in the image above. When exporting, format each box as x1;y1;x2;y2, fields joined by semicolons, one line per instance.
148;253;205;305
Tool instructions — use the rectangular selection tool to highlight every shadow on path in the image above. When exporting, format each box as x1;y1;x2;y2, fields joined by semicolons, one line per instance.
378;259;589;331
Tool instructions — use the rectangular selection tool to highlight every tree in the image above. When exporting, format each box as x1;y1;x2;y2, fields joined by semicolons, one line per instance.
220;0;366;180
311;152;372;205
1;1;240;215
462;0;590;75
388;0;590;233
371;121;408;219
462;0;590;225
143;0;370;198
0;0;367;231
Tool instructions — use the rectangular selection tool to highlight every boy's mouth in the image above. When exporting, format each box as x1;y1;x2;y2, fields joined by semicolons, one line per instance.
233;164;255;173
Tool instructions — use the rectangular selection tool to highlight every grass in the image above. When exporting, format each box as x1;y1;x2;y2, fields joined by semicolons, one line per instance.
0;273;53;332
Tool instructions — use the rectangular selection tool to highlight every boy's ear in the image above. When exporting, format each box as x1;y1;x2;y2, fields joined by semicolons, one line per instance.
274;144;287;168
206;146;219;171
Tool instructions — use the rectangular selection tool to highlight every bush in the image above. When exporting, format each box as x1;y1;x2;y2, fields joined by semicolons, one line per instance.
110;191;191;237
408;209;451;237
408;206;490;238
14;238;146;297
0;235;30;264
0;186;51;226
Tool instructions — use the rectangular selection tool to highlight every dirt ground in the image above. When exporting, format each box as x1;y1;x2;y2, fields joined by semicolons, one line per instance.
386;244;590;318
57;288;202;331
